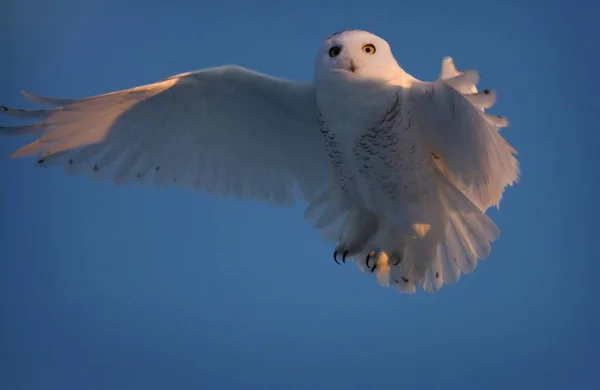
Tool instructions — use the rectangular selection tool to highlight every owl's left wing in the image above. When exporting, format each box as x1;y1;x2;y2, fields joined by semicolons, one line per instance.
409;58;520;210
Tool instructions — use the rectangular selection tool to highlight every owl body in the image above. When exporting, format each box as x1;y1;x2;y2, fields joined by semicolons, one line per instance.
315;77;443;241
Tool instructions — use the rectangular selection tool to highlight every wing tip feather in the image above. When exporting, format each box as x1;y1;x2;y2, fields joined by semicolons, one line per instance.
9;141;41;158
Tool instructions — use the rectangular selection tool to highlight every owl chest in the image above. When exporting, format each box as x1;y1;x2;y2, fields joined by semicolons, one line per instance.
355;110;435;200
318;114;356;192
319;103;435;202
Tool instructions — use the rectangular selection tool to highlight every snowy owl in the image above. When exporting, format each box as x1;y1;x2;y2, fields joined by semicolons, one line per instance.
0;30;519;294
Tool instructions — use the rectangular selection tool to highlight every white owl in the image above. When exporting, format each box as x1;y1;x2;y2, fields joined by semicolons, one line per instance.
0;30;519;294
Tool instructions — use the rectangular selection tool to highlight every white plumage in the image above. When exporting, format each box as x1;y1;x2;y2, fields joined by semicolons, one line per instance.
0;30;519;294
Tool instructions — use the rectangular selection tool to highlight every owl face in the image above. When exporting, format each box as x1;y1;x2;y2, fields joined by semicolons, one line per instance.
314;30;401;84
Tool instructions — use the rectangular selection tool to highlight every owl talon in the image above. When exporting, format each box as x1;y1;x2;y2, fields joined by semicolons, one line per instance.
365;251;378;273
391;253;402;266
333;250;349;265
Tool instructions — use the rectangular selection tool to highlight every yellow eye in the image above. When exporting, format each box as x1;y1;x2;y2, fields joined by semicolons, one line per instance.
329;46;341;57
362;44;376;54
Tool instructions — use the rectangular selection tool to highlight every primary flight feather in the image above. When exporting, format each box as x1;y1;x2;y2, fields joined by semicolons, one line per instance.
0;30;519;294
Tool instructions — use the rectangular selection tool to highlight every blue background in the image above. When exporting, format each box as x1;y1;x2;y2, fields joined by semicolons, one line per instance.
1;0;598;389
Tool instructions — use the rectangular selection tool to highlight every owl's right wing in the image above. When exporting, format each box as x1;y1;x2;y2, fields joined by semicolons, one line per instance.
1;65;331;206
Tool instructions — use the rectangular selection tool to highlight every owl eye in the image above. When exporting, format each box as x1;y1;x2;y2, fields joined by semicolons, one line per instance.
329;46;342;57
362;44;376;54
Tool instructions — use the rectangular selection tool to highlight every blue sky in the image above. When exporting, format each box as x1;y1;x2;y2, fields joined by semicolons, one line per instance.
1;0;598;389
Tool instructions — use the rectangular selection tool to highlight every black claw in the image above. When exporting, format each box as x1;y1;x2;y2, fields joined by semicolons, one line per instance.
342;250;348;263
366;252;377;273
391;254;402;266
370;262;377;273
333;251;340;265
1;106;7;111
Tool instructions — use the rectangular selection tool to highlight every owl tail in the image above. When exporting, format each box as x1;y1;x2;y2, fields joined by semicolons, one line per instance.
371;169;500;294
410;170;500;292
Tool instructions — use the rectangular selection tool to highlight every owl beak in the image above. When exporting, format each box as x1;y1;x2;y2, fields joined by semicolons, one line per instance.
333;60;357;75
349;60;356;73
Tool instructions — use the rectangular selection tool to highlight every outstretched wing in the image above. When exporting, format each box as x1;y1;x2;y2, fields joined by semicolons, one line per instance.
410;57;520;210
0;65;331;206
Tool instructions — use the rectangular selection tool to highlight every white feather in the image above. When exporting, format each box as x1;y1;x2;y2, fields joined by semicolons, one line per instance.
1;65;332;206
410;68;520;211
2;30;519;295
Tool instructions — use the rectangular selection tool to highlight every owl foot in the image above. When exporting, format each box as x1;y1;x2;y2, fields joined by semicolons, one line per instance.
332;214;379;265
363;250;402;272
